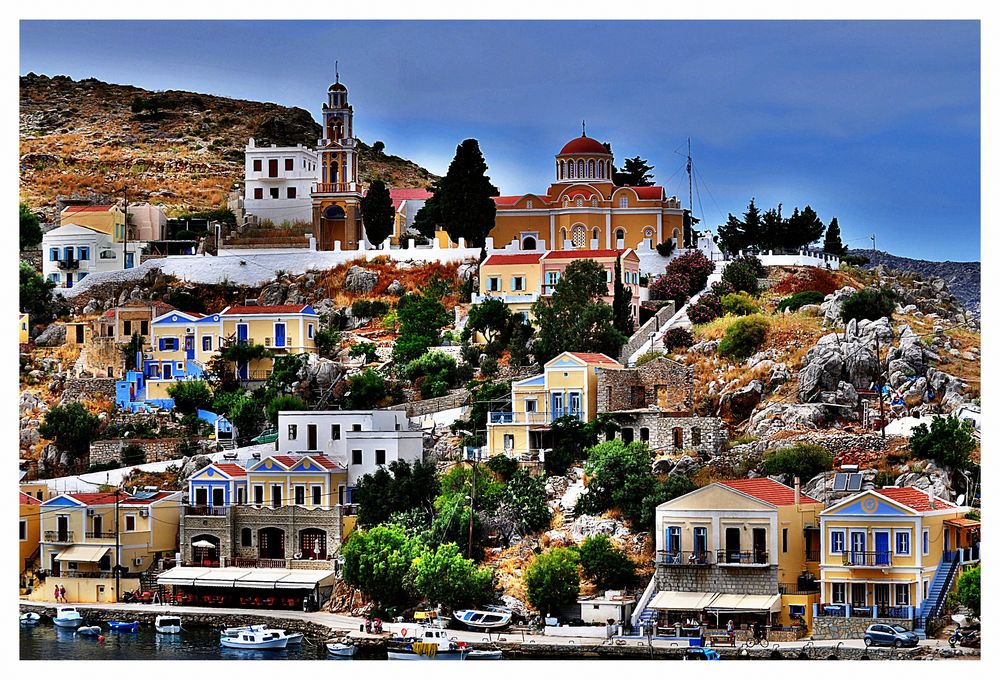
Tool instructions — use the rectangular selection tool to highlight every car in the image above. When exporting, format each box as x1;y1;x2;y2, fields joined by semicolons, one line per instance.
863;623;919;648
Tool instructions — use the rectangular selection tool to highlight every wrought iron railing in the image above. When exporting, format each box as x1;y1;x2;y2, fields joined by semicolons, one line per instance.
716;549;769;565
183;506;228;516
779;581;820;595
657;550;711;566
44;531;74;543
841;550;893;567
84;531;117;539
57;258;79;270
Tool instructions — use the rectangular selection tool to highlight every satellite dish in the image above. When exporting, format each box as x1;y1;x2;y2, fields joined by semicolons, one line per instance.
956;494;966;506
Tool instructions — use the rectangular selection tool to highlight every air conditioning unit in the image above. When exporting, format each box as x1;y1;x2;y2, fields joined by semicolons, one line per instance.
186;328;193;334
133;558;143;567
138;509;149;517
86;509;95;516
143;353;153;360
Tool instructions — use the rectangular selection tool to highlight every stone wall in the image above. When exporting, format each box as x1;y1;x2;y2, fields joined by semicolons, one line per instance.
61;377;116;402
389;389;470;417
598;357;693;414
619;301;677;362
607;411;726;456
79;336;124;378
811;615;914;640
89;437;209;466
655;565;778;595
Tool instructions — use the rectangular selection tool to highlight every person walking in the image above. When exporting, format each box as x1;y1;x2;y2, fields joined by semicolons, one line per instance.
53;583;59;603
726;619;735;645
59;585;67;603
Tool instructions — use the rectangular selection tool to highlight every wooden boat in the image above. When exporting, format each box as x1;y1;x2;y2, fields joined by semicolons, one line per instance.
19;612;41;625
387;629;469;660
76;625;102;636
326;641;358;657
220;629;289;650
155;616;182;634
453;608;512;630
108;620;139;632
53;607;83;628
467;649;503;660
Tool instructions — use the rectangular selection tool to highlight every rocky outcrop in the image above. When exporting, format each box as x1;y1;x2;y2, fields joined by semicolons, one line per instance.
34;323;66;347
258;282;288;306
719;380;762;421
819;286;856;326
344;265;379;293
747;403;837;437
386;279;405;296
895;461;956;501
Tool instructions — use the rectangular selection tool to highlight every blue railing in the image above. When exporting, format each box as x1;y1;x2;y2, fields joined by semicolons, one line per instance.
552;408;582;420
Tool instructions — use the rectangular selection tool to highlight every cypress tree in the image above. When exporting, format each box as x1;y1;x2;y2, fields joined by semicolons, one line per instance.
438;139;499;248
823;217;846;256
612;253;634;335
360;179;395;247
717;198;764;254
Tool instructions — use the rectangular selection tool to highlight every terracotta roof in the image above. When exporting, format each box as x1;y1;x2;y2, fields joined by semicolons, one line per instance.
62;205;117;213
271;455;343;471
878;487;957;512
493;196;522;206
541;249;624;260
214;463;247;478
482;253;544;266
222;305;311;316
565;352;622;367
19;491;41;506
61;491;175;506
944;517;980;528
620;186;665;200
559;135;611;155
720;478;822;506
389;188;433;201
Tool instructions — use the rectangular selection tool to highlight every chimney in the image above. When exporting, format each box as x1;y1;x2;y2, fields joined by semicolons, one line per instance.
927;487;936;509
794;477;801;508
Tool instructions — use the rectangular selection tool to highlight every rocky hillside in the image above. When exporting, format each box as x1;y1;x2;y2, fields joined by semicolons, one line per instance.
847;249;980;318
19;74;438;219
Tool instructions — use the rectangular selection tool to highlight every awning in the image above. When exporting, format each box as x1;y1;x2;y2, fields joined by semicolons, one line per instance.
649;591;719;610
706;593;781;613
55;545;110;562
156;566;337;590
156;567;213;587
944;518;981;529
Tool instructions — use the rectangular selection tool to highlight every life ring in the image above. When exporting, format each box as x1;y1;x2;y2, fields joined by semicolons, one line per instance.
401;628;407;637
293;552;303;559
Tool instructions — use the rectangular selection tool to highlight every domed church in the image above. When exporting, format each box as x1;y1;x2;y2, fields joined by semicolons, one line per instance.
489;131;686;252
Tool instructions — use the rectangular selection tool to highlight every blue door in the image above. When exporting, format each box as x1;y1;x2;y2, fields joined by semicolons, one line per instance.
274;323;286;348
237;323;248;343
125;252;135;269
185;335;195;360
237;361;249;380
874;531;890;565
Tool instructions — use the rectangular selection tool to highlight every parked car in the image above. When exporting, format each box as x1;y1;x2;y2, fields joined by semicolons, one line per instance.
863;623;919;648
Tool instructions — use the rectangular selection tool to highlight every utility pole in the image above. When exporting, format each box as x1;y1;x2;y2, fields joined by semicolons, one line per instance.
870;233;876;255
467;448;477;560
122;186;129;271
114;486;121;601
687;137;693;218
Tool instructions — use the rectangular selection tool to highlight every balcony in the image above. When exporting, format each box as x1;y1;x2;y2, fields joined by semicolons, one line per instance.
471;292;539;306
184;506;228;516
945;545;980;565
657;550;711;567
84;531;117;540
264;337;293;349
488;411;551;426
778;581;820;595
57;258;79;270
44;531;74;543
314;182;357;194
815;603;915;620
841;550;893;567
716;549;769;566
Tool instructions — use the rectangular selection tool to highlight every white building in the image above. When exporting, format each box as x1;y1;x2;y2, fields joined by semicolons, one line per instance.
276;410;424;497
243;138;319;226
127;203;168;241
42;224;142;290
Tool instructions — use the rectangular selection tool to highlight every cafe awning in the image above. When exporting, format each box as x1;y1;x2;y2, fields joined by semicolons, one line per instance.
706;593;781;613
55;545;110;562
649;591;719;610
156;567;213;587
156;566;337;590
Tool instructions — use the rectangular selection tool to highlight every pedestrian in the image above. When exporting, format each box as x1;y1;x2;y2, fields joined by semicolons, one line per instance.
59;585;67;603
53;583;59;603
726;619;734;644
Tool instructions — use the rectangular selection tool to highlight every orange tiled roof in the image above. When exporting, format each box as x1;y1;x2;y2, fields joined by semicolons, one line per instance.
482;253;544;266
213;463;247;478
271;454;343;471
541;249;625;260
878;487;957;512
19;491;41;505
223;305;311;316
565;352;622;367
720;478;822;506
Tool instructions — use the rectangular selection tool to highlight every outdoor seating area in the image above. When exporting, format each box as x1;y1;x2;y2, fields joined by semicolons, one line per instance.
168;590;304;609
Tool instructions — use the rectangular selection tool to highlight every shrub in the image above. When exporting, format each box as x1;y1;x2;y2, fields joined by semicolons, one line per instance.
577;535;637;590
731;254;766;278
841;287;895;323
908;415;976;470
346;369;388;409
405;351;458;398
649;250;715;305
687;294;722;324
777;290;826;312
709;280;735;298
352;299;389;319
635;350;664;365
166;380;213;415
840;254;870;267
524;548;581;617
349;342;378;364
314;327;341;358
720;291;759;316
717;315;769;359
655;240;675;257
662;327;694;350
480;356;498;378
761;442;834;481
342;524;420;610
485;454;518;482
649;271;692;306
956;566;980;616
166;289;207;314
38;402;101;459
721;260;760;294
265;394;308;425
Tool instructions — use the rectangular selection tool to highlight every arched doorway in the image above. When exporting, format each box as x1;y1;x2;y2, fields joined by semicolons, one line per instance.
321;204;347;251
191;534;220;566
521;236;537;251
298;528;328;560
258;527;285;559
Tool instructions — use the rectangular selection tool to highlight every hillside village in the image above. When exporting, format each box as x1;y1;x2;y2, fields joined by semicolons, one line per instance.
18;71;981;657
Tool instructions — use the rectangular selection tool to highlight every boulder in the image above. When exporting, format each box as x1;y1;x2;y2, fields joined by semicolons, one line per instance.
768;362;791;387
798;303;822;317
669;455;702;478
258;282;288;306
299;354;344;392
820;286;857;326
719;380;763;421
457;262;478;281
567;514;629;543
34;324;66;347
689;339;719;354
284;283;305;305
651;458;675;475
82;300;98;315
312;298;336;317
894;462;954;501
386;279;405;296
177;454;214;482
344;265;379;293
747;403;832;438
798;348;843;402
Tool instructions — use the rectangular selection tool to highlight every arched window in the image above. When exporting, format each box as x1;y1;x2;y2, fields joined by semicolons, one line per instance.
592;227;600;242
615;228;625;244
559;161;565;179
572;224;587;248
588;160;595;178
522;236;537;250
672;228;680;243
568;162;574;178
673;427;684;449
577;160;584;177
591;198;598;207
576;197;583;207
598;160;605;178
621;427;634;444
560;227;568;245
526;199;533;209
299;528;328;560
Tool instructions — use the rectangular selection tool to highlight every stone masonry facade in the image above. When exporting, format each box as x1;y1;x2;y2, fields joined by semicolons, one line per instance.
61;377;116;402
812;616;913;640
89;437;211;467
606;411;727;456
655;564;778;596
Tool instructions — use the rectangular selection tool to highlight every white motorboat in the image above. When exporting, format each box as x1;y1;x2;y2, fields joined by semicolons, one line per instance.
220;629;288;650
19;612;41;625
467;649;503;660
221;623;266;637
453;608;512;630
326;641;358;657
53;607;83;628
155;616;182;634
387;628;469;660
221;624;301;644
76;625;102;636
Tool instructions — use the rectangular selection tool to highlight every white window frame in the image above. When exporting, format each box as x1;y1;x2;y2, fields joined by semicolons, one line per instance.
619;197;628;208
894;529;911;556
311;484;323;507
503;434;514;450
288;424;297;440
895;583;910;606
124;514;137;532
923;529;929;555
293;484;306;506
524;399;537;413
253;485;264;505
831;582;846;604
830;529;845;554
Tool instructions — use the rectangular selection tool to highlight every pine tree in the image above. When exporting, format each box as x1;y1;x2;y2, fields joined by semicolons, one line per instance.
823;217;846;256
613;156;655;186
438;139;499;248
612;254;634;335
790;205;825;248
360;179;394;247
716;198;763;254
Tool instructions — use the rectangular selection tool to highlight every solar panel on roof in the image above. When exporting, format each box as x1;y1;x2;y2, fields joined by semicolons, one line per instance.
846;474;863;492
130;491;156;500
833;473;848;491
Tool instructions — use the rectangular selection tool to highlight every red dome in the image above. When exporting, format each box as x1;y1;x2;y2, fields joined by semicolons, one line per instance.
558;135;609;155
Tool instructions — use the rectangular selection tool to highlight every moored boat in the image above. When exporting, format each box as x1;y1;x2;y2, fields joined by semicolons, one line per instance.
53;607;83;628
467;648;503;660
387;628;469;660
326;641;357;657
453;607;512;630
221;624;301;644
19;612;41;625
108;620;139;632
155;616;182;634
76;625;102;636
220;629;289;650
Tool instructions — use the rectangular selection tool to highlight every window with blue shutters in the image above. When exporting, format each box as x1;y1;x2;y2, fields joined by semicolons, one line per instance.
50;248;59;261
78;246;90;261
831;530;845;553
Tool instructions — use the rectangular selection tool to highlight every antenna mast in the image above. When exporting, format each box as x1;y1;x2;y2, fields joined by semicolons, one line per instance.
687;137;693;215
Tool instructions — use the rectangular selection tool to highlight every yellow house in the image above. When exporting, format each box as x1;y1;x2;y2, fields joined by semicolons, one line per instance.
19;313;29;343
650;478;822;634
485;351;621;458
817;486;979;630
474;252;544;320
218;304;319;379
20;491;42;579
32;490;182;603
60;204;127;241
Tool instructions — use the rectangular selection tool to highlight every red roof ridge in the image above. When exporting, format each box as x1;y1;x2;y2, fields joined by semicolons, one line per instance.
876;486;958;511
223;304;311;315
720;478;822;506
20;491;41;505
541;248;630;259
482;253;544;266
565;352;622;366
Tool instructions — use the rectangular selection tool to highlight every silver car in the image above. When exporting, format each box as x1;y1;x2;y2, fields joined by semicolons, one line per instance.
863;623;919;648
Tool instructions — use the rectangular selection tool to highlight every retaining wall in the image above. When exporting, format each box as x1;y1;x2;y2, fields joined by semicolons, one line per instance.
62;377;117;402
811;615;913;640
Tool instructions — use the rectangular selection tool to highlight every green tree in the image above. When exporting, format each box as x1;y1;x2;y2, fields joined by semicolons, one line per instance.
411;542;494;610
467;296;514;351
349;342;378;364
508;320;534;367
20;203;42;251
761;443;834;481
716;198;763;254
638;475;699;531
956;565;980;616
531;259;627;365
524;548;581;617
505;469;552;534
372;140;386;154
342;524;421;610
717;315;769;360
38;402;101;459
823;216;846;256
411;179;444;239
485;454;518;482
123;332;145;372
909;415;976;470
265;394;308;425
314;327;341;358
361;179;394;247
19;262;61;323
393;286;450;363
612;253;634;335
840;288;896;324
450;380;512;446
345;369;388;409
575;440;658;526
544;413;618;476
613;156;655;186
577;534;637;590
786;205;826;248
354;459;440;528
437;139;499;248
721;260;761;295
405;351;458;398
166;379;213;415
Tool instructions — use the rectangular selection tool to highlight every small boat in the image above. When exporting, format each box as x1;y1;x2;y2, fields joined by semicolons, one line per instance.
76;625;102;636
682;647;720;660
467;649;503;660
453;608;512;630
155;616;182;634
53;607;84;628
221;623;266;637
387;629;469;660
274;630;303;645
220;629;289;650
326;641;358;657
19;612;41;625
108;620;139;632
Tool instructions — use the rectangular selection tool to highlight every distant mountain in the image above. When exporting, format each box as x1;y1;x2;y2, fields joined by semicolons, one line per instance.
19;73;438;219
847;249;980;317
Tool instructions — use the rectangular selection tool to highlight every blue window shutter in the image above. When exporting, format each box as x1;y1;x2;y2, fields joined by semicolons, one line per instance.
159;338;165;351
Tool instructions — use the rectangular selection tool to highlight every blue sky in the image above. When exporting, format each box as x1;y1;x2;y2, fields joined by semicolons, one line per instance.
20;20;980;261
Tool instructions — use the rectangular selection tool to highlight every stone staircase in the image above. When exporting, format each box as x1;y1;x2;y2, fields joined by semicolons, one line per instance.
914;551;961;638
